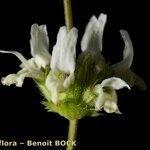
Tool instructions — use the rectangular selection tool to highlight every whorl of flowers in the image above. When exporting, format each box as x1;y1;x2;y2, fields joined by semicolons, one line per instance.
0;13;146;120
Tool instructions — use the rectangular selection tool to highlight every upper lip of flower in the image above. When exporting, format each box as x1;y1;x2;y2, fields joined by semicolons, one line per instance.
30;23;51;69
111;30;134;70
80;13;107;72
50;26;78;74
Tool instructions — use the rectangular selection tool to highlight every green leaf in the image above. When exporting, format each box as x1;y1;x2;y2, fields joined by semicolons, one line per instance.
41;100;59;113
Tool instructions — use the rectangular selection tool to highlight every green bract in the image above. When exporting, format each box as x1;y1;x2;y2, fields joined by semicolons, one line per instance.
0;13;146;120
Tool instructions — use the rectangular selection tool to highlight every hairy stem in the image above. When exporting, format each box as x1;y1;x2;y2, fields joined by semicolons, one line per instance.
66;120;78;150
63;1;77;150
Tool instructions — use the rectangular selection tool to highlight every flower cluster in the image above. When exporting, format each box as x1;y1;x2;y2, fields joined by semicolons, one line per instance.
0;13;146;120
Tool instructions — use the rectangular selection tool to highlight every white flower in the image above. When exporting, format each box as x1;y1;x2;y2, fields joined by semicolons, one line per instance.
0;12;146;119
45;27;78;104
111;30;146;90
81;13;146;90
79;13;145;114
79;14;131;113
1;67;28;87
111;30;134;72
30;24;51;68
81;13;107;72
0;24;51;87
94;77;130;113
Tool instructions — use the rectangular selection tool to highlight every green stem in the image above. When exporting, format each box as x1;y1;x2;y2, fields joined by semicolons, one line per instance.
63;0;73;30
63;1;77;149
66;120;78;150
